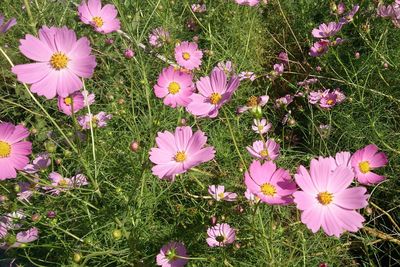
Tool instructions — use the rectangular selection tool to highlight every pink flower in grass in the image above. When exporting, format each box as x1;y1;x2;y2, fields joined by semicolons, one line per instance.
278;51;289;65
0;14;16;34
12;26;96;99
207;223;236;247
154;66;194;108
339;4;360;24
351;144;388;185
208;185;237;201
252;119;272;134
293;157;369;237
337;2;346;15
237;95;268;114
156;242;188;267
78;112;112;129
1;227;39;249
235;0;260;6
78;0;120;34
246;140;280;161
319;92;337;108
149;126;215;181
175;41;203;70
309;39;330;57
244;188;260;203
46;172;88;195
149;27;170;48
312;22;343;38
187;68;240;118
191;4;207;13
217;61;234;75
238;71;256;81
245;160;296;205
23;152;51;174
0;123;32;180
334;151;352;168
58;91;94;115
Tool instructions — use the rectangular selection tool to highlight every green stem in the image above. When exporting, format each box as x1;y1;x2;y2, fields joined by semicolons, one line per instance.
23;0;37;34
222;109;246;169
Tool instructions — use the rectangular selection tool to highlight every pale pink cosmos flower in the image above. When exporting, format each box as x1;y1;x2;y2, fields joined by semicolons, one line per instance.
12;26;97;99
238;71;256;81
58;91;94;116
319;92;337;108
78;0;120;34
1;227;39;249
175;41;203;70
312;22;343;38
0;13;16;34
293;157;369;237
339;4;360;24
191;4;207;13
235;0;260;6
208;185;237;201
351;144;388;185
78;112;112;129
46;172;88;195
237;95;269;114
156;242;188;267
0;123;32;180
149;126;215;181
149;27;170;47
333;88;346;103
309;39;330;57
252;119;272;134
275;94;294;108
246;139;280;161
308;90;324;104
154;66;194;108
217;61;234;75
245;160;296;205
206;223;236;247
23;152;51;174
187;68;240;118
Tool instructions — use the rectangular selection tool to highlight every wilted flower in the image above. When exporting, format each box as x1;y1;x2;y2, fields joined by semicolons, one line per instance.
275;94;294;107
339;4;360;24
217;61;234;75
237;95;269;114
278;51;289;65
191;4;206;13
124;49;135;59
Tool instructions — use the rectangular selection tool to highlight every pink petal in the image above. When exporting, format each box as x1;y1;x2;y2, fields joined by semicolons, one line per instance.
327;166;354;193
19;35;52;62
99;4;118;20
12;63;51;84
334;187;368;209
30;70;58;99
293;191;318;210
174;126;193;151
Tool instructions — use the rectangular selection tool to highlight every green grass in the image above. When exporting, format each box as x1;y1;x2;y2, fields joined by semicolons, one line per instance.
0;0;399;266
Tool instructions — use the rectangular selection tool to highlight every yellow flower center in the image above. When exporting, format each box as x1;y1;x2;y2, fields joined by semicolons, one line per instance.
50;52;69;70
92;16;104;28
59;179;69;187
359;161;371;174
64;97;72;106
217;192;225;199
0;141;11;158
210;93;222;105
182;52;191;60
258;125;264;131
247;96;258;107
318;192;333;205
175;151;186;162
260;149;269;158
168;82;181;95
260;183;276;196
327;99;334;105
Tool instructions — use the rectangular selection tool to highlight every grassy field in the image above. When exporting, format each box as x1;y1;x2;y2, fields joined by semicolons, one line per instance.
0;0;399;266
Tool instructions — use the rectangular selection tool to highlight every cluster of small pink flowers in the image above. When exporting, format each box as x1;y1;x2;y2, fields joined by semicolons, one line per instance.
308;88;346;109
377;0;400;28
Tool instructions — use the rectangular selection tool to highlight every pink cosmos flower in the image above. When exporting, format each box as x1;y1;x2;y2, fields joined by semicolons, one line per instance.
312;22;343;38
124;49;135;59
217;61;234;75
206;223;236;247
297;78;318;88
246;139;280;161
46;172;88;195
191;4;207;13
149;27;170;47
351;144;388;185
275;94;294;107
174;41;203;70
244;188;260;204
186;68;240;118
334;151;352;168
0;14;16;34
0;227;39;249
293;157;369;237
23;152;51;174
208;185;237;201
78;0;120;34
78;112;112;129
0;123;32;180
58;91;94;115
319;92;337;108
252;119;272;134
154;66;194;108
245;160;296;205
237;95;269;114
308;90;324;104
337;2;346;15
238;71;256;81
12;26;97;99
235;0;260;6
156;242;188;267
309;39;330;57
333;88;346;103
278;51;289;65
339;4;360;24
149;126;215;180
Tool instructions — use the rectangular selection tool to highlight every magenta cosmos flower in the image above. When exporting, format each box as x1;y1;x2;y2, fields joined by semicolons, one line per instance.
156;242;188;267
186;68;240;118
149;126;215;180
174;41;203;70
78;0;120;34
0;13;16;34
245;160;296;205
206;223;236;247
293;157;369;237
246;139;280;161
58;91;94;115
309;39;330;57
12;26;96;99
154;66;194;108
312;22;343;38
0;123;32;180
208;185;237;201
24;152;51;174
351;144;388;185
